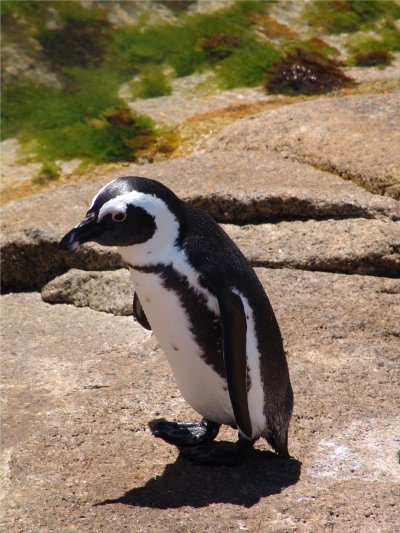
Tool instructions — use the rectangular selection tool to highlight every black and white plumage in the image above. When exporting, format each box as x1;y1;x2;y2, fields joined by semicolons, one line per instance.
60;176;293;466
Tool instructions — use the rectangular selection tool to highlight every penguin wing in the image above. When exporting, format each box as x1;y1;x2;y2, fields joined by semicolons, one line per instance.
213;285;253;440
133;292;152;331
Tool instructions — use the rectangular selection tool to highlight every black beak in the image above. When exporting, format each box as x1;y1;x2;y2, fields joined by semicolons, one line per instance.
59;213;100;251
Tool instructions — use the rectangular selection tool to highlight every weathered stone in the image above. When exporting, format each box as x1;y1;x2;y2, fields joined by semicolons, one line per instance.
2;268;399;531
224;219;400;277
2;151;399;291
0;228;123;292
3;151;399;233
42;268;132;315
205;94;400;198
40;218;400;310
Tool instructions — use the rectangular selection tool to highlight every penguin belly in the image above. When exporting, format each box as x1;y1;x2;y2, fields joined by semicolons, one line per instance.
129;269;236;426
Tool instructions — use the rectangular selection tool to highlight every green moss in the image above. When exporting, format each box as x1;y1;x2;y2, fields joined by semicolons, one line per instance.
129;65;172;99
32;162;61;185
351;25;400;55
1;0;284;167
217;40;282;89
1;0;103;35
1;0;44;18
114;0;271;78
2;67;156;163
303;0;400;34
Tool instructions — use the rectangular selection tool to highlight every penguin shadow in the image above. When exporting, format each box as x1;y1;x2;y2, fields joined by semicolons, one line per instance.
95;442;301;509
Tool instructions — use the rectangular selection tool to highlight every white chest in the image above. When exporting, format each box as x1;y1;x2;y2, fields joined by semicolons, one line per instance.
128;268;235;425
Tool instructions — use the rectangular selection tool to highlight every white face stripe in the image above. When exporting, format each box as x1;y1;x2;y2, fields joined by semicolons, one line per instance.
99;190;181;264
106;191;219;314
233;289;266;439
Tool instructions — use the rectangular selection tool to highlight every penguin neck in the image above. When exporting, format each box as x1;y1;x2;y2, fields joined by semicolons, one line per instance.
119;240;182;269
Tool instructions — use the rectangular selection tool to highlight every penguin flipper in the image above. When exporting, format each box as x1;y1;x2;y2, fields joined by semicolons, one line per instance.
213;285;253;441
133;292;152;330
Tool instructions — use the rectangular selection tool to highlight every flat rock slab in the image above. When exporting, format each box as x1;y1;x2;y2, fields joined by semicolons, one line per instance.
205;93;400;199
224;218;400;277
42;268;133;315
41;217;400;312
2;151;399;291
3;151;399;232
128;80;269;126
2;268;399;532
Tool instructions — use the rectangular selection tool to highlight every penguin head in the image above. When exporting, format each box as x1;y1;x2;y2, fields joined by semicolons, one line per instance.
60;177;184;256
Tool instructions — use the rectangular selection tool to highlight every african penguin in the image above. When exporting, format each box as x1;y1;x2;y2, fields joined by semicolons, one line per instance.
60;176;293;466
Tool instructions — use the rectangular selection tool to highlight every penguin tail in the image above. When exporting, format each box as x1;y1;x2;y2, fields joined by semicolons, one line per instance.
265;428;290;459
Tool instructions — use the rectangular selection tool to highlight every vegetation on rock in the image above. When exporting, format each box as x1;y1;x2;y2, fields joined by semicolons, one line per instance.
1;0;399;169
129;65;173;99
353;50;395;67
303;0;400;34
266;49;355;95
1;0;276;166
2;68;156;163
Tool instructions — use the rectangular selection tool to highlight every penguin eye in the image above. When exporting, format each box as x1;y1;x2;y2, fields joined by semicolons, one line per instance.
112;211;127;223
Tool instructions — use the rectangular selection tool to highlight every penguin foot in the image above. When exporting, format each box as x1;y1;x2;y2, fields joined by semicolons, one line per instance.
148;418;220;447
179;435;255;466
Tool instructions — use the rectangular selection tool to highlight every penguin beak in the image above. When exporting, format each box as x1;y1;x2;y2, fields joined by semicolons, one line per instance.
60;213;100;251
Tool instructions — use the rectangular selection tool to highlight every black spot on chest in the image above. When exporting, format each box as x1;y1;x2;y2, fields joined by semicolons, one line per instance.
132;263;225;379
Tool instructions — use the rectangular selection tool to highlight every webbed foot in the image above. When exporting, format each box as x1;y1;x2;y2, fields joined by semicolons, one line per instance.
148;418;220;447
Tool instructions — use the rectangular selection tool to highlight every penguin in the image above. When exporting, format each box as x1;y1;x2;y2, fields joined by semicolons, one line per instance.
60;176;293;466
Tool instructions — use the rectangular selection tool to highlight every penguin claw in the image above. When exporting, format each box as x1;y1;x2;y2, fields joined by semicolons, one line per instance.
148;418;220;447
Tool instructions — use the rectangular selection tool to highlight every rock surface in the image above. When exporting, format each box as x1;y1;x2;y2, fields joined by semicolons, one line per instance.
42;269;132;316
205;93;400;199
225;219;400;276
2;268;399;532
2;150;399;291
126;74;270;126
41;217;400;313
2;91;400;532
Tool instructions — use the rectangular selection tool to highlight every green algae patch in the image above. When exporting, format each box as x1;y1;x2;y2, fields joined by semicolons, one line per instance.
1;0;279;167
1;68;156;164
129;65;173;99
217;40;282;89
114;1;277;84
32;162;61;186
303;1;400;35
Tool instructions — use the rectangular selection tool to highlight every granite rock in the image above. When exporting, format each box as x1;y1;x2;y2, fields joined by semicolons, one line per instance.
2;151;399;291
42;269;132;316
2;268;399;532
224;218;400;277
205;94;400;199
41;218;400;313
